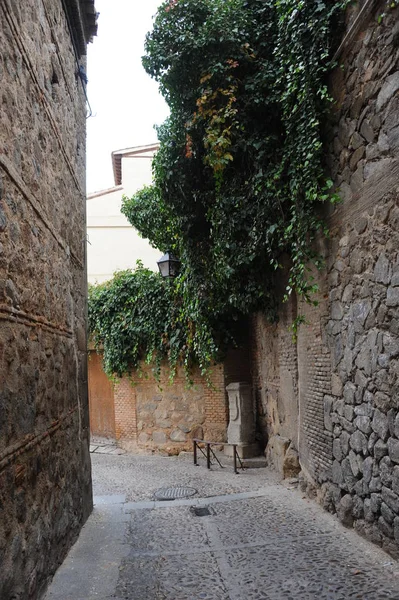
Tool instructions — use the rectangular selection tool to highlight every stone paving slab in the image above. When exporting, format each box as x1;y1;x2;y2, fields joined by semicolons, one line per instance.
90;437;127;456
45;454;399;600
90;451;279;501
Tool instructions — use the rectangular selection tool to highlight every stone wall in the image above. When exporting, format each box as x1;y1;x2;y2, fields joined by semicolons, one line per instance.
251;293;300;475
0;1;96;598
317;1;399;556
88;355;229;453
253;0;399;557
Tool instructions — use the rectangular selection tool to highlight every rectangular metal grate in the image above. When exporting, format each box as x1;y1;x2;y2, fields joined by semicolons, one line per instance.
191;506;212;517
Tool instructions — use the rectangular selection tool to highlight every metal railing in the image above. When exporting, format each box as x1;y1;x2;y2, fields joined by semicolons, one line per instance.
192;439;245;474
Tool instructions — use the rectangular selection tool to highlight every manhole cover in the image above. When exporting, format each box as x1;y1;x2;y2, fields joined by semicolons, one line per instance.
154;486;197;501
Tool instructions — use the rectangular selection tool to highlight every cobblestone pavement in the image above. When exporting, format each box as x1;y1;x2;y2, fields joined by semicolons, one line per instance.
45;451;399;600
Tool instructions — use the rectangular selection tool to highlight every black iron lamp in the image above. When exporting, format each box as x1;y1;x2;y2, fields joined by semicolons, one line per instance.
157;251;180;279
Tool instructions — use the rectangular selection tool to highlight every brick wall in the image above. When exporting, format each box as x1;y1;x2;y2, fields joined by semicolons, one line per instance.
297;262;333;483
114;376;138;442
88;357;230;453
204;363;229;442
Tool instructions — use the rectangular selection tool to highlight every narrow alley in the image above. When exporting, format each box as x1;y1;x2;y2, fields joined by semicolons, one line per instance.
45;442;399;600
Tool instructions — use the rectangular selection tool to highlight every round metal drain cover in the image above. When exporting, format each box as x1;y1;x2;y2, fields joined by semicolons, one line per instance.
154;486;197;501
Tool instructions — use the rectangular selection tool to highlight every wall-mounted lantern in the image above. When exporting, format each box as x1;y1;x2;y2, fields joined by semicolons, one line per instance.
157;251;180;279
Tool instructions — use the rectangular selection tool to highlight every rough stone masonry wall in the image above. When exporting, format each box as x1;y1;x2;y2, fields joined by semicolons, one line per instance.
111;362;228;454
0;1;94;598
251;291;300;473
300;1;399;557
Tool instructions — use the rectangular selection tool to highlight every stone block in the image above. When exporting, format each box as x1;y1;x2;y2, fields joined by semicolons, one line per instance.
350;430;368;455
342;284;353;303
343;381;356;404
374;392;391;412
352;496;364;519
395;517;399;543
331;301;344;320
369;477;382;493
391;270;399;287
374;440;388;461
342;457;357;491
264;435;290;476
372;409;389;441
188;425;204;440
378;516;394;539
283;445;301;479
350;131;364;150
152;432;167;445
178;424;191;433
354;415;371;434
333;439;343;462
381;486;399;513
370;493;382;514
381;502;395;525
170;429;187;442
388;438;399;464
387;286;399;307
374;254;391;285
368;431;379;454
349;450;361;477
364;499;374;523
337;494;354;527
226;382;255;446
324;395;333;432
340;431;350;455
344;404;354;422
362;456;374;484
383;333;399;358
331;374;343;396
386;410;395;436
138;433;149;444
332;460;343;485
334;398;345;416
355;370;369;390
360;120;374;143
376;71;399;111
393;466;399;495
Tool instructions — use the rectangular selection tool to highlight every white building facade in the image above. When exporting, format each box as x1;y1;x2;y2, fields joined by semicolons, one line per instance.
87;143;161;284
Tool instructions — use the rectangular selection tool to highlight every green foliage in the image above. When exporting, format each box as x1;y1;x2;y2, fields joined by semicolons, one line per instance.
121;187;178;252
89;263;231;379
88;265;173;378
90;0;348;378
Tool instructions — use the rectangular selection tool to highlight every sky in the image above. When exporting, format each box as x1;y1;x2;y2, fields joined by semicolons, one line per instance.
86;0;169;194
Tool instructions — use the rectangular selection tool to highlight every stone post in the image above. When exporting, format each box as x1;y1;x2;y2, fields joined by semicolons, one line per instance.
224;382;260;458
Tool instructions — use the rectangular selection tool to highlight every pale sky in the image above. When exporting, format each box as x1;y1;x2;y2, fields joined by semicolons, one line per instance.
86;0;169;194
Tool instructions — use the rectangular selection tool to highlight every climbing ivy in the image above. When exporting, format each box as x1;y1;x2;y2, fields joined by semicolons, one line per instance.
91;0;348;379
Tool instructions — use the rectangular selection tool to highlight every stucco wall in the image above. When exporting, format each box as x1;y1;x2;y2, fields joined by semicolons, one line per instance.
0;1;93;597
86;148;161;284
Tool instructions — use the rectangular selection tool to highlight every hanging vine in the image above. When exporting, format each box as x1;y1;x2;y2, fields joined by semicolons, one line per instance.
90;0;348;379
